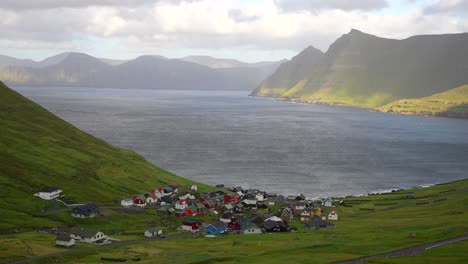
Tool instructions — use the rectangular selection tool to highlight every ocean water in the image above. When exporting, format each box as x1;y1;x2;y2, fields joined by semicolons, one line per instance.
14;87;468;198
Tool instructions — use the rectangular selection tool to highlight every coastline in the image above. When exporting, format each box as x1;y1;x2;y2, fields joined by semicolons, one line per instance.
250;94;468;119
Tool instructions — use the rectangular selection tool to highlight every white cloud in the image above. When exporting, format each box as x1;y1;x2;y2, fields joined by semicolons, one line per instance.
0;0;467;60
424;0;468;14
275;0;388;12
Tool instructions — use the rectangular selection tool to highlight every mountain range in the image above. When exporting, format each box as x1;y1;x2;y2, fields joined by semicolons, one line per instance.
252;29;468;110
0;53;282;91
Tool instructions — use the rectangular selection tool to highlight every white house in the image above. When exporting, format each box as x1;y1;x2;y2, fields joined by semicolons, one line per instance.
144;227;163;238
240;221;262;235
255;193;265;201
296;201;306;210
328;210;338;221
120;198;134;207
190;184;198;191
175;199;188;210
55;234;75;247
34;187;62;200
69;228;108;244
300;210;312;222
145;193;157;204
324;198;333;207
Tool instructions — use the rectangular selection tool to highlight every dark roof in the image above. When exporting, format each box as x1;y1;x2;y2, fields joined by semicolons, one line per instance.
209;191;224;198
72;203;99;215
161;196;173;203
39;186;60;193
263;220;286;230
146;227;162;233
209;221;227;229
233;216;248;224
221;212;234;219
69;227;99;238
56;233;72;241
183;220;202;225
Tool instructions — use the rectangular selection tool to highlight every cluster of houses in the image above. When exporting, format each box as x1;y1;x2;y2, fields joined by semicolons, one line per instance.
122;184;339;237
35;183;340;248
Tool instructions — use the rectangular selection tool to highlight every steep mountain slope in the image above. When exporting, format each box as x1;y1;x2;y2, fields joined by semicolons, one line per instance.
252;30;468;108
0;81;206;231
377;84;468;118
0;53;281;91
251;46;324;97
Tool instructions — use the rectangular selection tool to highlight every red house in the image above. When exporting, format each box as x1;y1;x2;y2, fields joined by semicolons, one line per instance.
224;194;241;204
181;220;202;232
227;221;240;231
185;205;198;216
200;197;218;210
133;195;147;207
175;210;187;218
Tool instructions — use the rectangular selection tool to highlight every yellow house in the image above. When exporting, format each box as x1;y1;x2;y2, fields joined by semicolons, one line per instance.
313;207;322;216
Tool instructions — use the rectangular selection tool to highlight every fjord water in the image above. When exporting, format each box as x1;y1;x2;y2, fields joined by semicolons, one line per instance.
15;87;468;197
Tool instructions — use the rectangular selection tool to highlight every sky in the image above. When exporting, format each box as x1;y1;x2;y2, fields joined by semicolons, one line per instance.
0;0;467;62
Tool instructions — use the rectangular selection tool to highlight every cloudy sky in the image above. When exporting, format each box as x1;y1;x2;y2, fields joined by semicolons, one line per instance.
0;0;467;62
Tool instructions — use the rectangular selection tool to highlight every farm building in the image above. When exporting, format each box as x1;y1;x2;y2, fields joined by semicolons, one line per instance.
69;228;107;244
55;234;75;247
120;198;134;207
71;203;99;218
34;186;62;200
144;227;163;238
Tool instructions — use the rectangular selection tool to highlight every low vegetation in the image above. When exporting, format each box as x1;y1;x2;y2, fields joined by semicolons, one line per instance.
377;85;468;118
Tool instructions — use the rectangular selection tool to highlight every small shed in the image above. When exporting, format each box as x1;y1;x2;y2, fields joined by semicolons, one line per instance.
144;227;163;237
120;198;134;207
324;198;333;207
327;210;338;221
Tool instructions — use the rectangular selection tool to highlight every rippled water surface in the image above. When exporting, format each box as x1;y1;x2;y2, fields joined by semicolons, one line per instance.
15;87;468;197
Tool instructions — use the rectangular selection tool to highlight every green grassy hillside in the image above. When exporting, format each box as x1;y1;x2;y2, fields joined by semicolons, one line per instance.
377;84;468;118
0;81;209;231
252;30;468;108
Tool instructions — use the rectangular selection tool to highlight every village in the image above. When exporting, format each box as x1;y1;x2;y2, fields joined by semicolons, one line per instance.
33;183;340;248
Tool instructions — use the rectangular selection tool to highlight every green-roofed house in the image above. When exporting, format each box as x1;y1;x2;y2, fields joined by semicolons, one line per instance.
144;227;163;238
240;221;262;235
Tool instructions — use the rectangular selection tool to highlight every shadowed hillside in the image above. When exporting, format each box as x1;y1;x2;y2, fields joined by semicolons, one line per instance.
252;30;468;108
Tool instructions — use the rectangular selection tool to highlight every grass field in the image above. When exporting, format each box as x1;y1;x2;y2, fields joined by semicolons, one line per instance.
377;85;468;118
